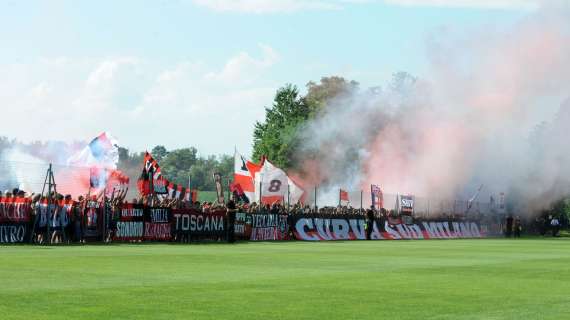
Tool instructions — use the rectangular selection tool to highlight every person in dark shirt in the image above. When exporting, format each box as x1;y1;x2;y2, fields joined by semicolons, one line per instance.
513;216;521;238
366;207;375;240
543;215;552;236
226;200;237;243
505;216;513;238
74;196;84;243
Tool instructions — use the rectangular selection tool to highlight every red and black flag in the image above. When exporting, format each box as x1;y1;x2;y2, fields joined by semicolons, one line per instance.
137;166;151;196
137;152;186;199
137;152;168;195
339;189;349;205
230;182;249;203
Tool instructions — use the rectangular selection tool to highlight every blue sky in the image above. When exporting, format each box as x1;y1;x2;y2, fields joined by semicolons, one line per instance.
0;0;536;156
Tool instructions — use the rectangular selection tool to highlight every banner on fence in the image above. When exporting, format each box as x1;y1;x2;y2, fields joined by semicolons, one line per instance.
0;197;31;223
400;195;414;214
291;214;485;241
0;197;31;243
172;209;226;239
2;199;495;244
234;211;252;240
114;203;145;241
144;207;171;241
249;213;289;240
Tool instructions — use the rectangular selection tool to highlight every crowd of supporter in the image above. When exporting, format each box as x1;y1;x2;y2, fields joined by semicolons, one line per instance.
0;186;506;217
2;186;567;244
0;187;128;244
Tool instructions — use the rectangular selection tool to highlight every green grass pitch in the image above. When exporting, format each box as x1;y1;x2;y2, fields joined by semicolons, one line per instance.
1;239;569;319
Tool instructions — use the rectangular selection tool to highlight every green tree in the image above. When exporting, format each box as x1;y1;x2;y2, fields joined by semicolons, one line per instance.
151;145;168;162
305;76;359;114
189;159;214;190
252;84;310;169
187;155;232;191
389;71;416;93
160;147;198;187
214;154;233;179
149;148;233;191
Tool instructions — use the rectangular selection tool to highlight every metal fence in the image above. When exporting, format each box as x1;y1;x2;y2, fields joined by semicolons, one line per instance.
301;188;498;218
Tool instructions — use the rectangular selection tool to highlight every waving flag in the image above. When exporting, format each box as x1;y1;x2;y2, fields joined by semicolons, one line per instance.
230;182;249;203
371;184;383;209
137;152;192;201
89;167;107;189
288;176;305;205
339;189;349;205
138;152;168;195
106;171;129;196
67;132;119;169
233;150;255;202
250;158;304;205
64;132;124;196
466;184;484;213
258;161;288;204
246;159;263;184
499;192;506;212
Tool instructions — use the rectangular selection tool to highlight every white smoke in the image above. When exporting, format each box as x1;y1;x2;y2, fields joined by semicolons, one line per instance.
0;138;106;197
0;147;48;194
296;4;570;214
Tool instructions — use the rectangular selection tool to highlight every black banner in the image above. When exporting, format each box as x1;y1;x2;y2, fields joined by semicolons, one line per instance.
172;209;226;240
249;213;289;241
0;198;31;223
0;197;31;244
0;223;29;243
144;207;172;241
114;203;145;241
234;211;252;240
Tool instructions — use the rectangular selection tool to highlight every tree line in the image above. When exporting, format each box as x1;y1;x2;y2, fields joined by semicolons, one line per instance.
0;136;232;193
117;146;232;192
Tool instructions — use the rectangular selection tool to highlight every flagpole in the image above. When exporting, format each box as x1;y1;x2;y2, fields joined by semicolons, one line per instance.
287;184;290;211
360;190;363;214
314;186;317;209
226;179;230;203
148;166;154;206
47;164;52;245
83;184;91;244
151;167;156;207
259;180;262;205
395;194;400;215
188;171;192;203
370;185;374;210
338;188;341;207
103;172;107;243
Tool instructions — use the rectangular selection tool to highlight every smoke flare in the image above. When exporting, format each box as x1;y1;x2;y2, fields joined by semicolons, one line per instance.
297;4;570;214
